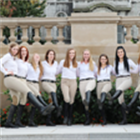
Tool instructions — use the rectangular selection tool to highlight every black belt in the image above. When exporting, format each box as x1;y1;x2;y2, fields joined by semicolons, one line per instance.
97;79;110;83
27;80;39;83
80;78;94;82
4;75;17;78
41;79;56;83
117;75;130;79
17;76;26;79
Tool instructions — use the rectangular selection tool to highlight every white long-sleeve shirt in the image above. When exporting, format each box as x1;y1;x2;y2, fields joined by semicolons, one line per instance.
130;64;140;76
41;60;58;81
77;61;97;80
96;65;115;81
114;59;137;77
16;59;28;78
0;53;18;75
56;59;78;79
26;64;40;82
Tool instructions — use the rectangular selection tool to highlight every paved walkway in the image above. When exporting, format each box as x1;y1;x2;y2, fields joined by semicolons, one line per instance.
1;124;140;140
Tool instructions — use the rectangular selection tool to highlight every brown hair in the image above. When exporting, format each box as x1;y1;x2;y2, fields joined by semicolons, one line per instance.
81;49;94;71
63;48;78;68
31;53;43;79
18;46;29;62
9;43;18;56
98;54;109;75
45;49;56;64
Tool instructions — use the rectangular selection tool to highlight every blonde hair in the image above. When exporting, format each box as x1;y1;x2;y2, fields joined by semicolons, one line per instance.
82;49;94;71
63;48;78;68
31;53;43;79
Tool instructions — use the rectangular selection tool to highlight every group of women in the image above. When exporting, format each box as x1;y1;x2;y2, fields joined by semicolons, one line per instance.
0;43;140;128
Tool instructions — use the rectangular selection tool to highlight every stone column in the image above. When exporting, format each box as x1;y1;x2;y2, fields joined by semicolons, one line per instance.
124;24;132;44
0;25;5;45
9;25;16;43
21;25;29;44
33;25;41;45
45;25;53;45
137;25;140;44
57;25;65;44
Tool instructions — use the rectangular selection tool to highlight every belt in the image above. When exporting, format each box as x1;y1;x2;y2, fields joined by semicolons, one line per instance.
41;79;56;83
80;78;94;82
17;76;26;79
117;75;130;78
27;80;39;83
4;74;17;78
97;79;110;83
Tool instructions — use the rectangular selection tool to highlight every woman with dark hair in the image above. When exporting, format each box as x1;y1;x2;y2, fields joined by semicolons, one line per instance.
56;48;78;126
111;46;137;125
126;54;140;112
41;49;62;126
0;44;53;128
96;54;114;125
78;49;97;125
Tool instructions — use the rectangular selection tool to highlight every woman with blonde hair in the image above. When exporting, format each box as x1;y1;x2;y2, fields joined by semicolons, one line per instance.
57;48;78;126
26;53;55;126
78;49;97;125
0;44;52;128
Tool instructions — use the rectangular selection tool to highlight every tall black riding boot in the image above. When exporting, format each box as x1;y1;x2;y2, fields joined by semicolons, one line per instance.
136;106;140;116
100;92;106;104
83;91;91;110
29;106;37;127
37;95;55;114
111;90;122;101
63;101;69;124
67;104;74;126
46;113;56;126
127;91;140;112
100;107;107;125
119;103;127;125
84;109;90;126
5;104;18;128
15;104;25;127
27;92;54;116
51;92;62;117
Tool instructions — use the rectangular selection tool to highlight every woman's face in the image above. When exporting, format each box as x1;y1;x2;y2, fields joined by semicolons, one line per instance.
83;50;90;61
21;47;27;58
100;56;107;65
117;49;124;59
34;53;40;63
69;50;75;60
48;51;55;62
11;46;19;56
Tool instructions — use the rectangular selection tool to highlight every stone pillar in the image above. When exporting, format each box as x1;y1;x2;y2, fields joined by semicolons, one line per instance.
33;25;41;45
137;25;140;44
124;24;132;44
57;25;65;44
9;25;16;43
21;25;29;45
45;25;53;45
0;25;5;45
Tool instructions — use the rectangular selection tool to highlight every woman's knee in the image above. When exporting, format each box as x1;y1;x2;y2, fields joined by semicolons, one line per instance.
12;95;19;106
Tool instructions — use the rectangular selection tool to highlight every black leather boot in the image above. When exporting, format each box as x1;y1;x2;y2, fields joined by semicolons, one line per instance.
119;103;127;125
136;106;140;116
111;90;122;101
63;102;69;124
46;113;56;126
127;92;140;113
83;91;91;110
67;104;73;126
84;110;90;125
100;107;107;125
29;107;37;127
15;104;25;127
51;92;62;117
100;92;106;104
5;104;18;128
27;92;54;116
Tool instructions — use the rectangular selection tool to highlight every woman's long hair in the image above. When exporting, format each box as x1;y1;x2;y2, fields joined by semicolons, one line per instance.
45;49;56;64
63;48;78;68
138;54;140;64
98;54;109;75
115;46;129;74
81;49;94;71
31;53;43;78
18;46;29;62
